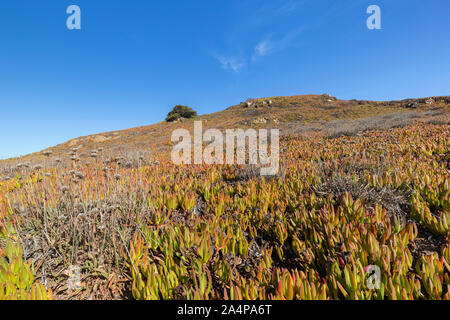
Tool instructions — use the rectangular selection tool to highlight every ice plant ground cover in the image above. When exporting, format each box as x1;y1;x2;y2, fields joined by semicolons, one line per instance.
0;96;448;300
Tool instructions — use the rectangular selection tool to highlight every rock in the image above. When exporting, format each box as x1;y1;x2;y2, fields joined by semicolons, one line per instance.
405;102;419;109
242;99;257;108
426;98;434;105
252;117;267;124
321;94;337;101
240;99;272;108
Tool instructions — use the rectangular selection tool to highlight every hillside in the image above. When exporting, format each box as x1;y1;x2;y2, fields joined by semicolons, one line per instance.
1;94;449;174
0;94;449;300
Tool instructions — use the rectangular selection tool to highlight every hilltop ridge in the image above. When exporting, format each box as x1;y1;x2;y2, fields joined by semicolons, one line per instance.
1;94;449;173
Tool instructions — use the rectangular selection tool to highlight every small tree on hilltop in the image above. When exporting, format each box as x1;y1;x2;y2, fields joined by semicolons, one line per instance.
165;105;198;122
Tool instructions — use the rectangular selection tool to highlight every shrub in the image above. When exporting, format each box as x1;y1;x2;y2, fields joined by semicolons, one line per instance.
165;113;181;122
165;105;197;122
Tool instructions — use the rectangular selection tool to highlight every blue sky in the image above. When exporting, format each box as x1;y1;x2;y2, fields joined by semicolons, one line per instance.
1;0;449;159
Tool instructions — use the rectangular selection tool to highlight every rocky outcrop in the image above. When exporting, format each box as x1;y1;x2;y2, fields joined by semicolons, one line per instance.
405;102;420;109
252;117;267;124
241;99;274;108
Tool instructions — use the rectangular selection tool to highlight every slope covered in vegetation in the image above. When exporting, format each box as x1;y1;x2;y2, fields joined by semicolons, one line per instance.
0;95;449;300
1;94;448;170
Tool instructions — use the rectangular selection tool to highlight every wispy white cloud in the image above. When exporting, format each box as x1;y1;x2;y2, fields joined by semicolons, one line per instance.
252;28;303;61
212;27;303;72
254;40;272;57
214;54;246;73
212;1;306;72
